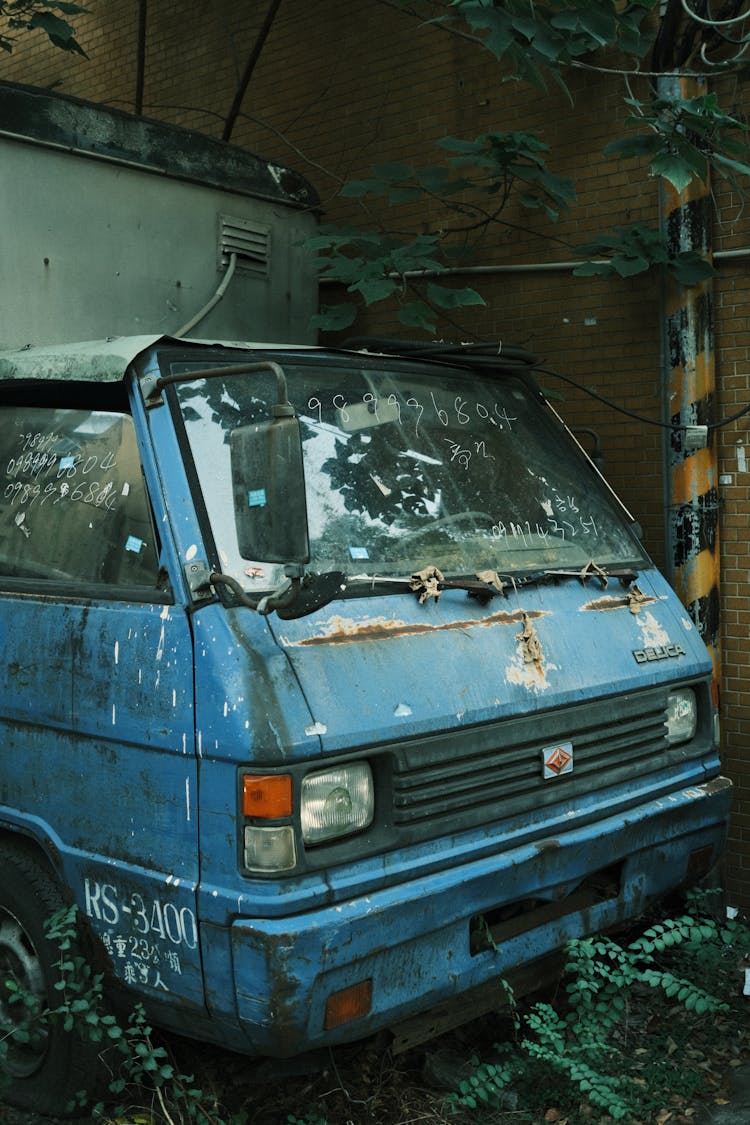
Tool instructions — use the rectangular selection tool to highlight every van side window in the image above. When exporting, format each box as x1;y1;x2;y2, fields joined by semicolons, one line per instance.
0;406;160;588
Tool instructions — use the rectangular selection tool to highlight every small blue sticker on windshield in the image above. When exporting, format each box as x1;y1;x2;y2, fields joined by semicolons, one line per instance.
125;535;143;554
349;546;369;560
247;488;267;508
59;455;75;471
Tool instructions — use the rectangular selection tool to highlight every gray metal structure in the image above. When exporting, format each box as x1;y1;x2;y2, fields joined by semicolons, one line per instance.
0;82;319;349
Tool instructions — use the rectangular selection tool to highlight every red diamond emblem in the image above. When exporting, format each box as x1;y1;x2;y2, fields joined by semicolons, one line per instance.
543;744;573;777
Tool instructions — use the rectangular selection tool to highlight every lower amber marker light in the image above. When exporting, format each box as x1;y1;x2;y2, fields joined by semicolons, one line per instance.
324;979;373;1030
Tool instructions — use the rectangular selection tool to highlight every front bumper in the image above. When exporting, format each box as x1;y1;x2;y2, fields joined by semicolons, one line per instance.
228;776;731;1055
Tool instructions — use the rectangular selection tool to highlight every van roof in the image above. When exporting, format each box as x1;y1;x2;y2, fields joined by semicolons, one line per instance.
0;337;163;383
0;337;332;383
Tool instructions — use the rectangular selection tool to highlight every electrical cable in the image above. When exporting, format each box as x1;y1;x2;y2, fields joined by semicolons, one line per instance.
534;364;750;434
174;253;238;339
343;336;750;435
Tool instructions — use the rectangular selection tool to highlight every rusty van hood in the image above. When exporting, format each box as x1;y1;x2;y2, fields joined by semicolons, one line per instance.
264;566;712;755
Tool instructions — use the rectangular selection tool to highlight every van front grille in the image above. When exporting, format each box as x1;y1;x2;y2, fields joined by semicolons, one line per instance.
391;686;681;828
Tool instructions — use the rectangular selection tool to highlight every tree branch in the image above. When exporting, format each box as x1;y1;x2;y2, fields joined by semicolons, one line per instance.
135;0;147;115
222;0;284;143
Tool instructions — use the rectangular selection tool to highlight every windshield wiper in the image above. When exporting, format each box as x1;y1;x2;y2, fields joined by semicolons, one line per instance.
213;560;640;620
340;566;504;606
518;561;639;590
548;562;640;588
265;565;504;618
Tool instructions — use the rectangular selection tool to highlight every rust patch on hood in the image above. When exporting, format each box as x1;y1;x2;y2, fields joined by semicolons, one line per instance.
582;585;656;614
583;595;633;612
280;608;548;647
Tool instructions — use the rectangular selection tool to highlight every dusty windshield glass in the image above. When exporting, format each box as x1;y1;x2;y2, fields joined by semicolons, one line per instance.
171;354;645;590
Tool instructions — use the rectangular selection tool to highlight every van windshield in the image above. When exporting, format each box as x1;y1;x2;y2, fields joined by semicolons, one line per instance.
170;353;647;591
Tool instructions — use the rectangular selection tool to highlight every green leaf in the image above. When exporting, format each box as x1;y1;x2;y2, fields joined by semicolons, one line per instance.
426;282;485;309
27;10;86;55
648;154;697;192
416;165;472;194
390;244;443;275
373;161;411;180
456;4;514;62
315;259;363;284
517;20;556;61
713;152;750;179
573;260;611;277
519;192;559;221
309;303;357;332
671;252;716;286
350;277;397;304
437;135;482;155
579;6;617;46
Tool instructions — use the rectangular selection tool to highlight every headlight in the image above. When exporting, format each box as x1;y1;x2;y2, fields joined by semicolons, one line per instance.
301;762;374;844
665;688;697;745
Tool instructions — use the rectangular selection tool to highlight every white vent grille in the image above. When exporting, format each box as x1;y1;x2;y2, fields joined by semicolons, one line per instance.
219;215;271;276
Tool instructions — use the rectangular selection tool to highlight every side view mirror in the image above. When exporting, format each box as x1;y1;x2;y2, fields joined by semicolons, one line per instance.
230;411;310;565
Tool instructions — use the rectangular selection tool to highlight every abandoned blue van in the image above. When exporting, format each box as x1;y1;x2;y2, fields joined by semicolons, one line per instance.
0;335;731;1113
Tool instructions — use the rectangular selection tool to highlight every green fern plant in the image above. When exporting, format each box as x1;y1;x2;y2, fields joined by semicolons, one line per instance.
453;894;747;1122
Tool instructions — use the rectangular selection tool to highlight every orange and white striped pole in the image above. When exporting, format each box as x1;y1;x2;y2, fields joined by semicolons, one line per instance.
659;75;721;680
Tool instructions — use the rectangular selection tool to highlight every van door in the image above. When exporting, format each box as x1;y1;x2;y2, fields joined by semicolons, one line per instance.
0;400;204;1009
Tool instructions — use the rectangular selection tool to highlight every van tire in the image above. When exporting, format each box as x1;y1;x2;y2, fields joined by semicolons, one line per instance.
0;845;105;1116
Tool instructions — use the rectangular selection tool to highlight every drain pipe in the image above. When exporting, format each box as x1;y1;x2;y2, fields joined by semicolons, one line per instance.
658;73;721;680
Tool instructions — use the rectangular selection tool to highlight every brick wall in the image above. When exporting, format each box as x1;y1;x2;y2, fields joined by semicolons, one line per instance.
4;0;749;899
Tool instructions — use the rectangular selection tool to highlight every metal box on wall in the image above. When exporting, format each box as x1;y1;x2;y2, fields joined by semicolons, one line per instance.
0;81;319;348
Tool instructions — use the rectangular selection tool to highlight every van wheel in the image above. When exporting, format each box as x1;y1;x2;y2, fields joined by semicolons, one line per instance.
0;846;104;1116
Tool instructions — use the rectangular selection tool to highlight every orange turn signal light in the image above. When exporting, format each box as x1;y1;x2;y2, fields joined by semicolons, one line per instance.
324;979;373;1030
242;774;292;819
